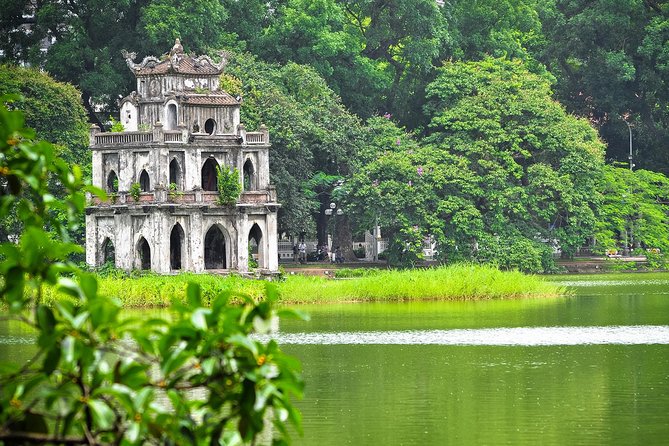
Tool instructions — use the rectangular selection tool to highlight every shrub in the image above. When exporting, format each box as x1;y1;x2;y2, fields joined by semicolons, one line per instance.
0;99;303;444
216;166;242;205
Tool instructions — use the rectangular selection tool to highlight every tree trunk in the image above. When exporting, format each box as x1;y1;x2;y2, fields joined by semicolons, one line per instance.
333;215;355;262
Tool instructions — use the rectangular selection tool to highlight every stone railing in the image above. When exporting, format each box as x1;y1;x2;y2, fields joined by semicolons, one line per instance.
94;131;153;146
245;132;266;144
90;189;279;207
164;131;183;143
240;191;269;203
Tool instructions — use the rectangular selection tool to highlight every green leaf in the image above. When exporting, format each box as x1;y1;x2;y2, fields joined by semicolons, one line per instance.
191;308;210;330
89;399;115;430
187;283;201;308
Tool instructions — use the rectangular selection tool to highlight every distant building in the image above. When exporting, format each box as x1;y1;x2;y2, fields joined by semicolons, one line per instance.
86;39;280;275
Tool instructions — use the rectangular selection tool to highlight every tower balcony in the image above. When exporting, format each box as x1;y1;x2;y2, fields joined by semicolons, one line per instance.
89;122;269;148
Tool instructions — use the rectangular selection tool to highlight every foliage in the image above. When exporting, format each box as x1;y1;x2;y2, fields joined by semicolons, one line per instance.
108;115;125;132
278;264;564;303
594;165;669;254
216;166;242;206
168;182;183;200
538;0;669;170
129;182;142;203
346;58;605;271
226;55;364;242
0;98;303;444
0;66;90;252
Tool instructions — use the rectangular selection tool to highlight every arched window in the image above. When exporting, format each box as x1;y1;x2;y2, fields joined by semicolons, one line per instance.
204;225;226;269
243;159;255;191
169;158;181;189
107;171;118;192
170;224;184;270
166;103;177;130
137;237;151;270
204;118;216;135
139;169;150;192
201;158;219;191
248;223;263;269
101;237;115;265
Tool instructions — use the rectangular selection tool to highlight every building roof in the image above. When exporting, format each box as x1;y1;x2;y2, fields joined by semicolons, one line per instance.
122;39;228;76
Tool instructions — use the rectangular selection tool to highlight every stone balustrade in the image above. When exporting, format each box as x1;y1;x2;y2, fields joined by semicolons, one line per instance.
89;190;273;206
90;124;269;147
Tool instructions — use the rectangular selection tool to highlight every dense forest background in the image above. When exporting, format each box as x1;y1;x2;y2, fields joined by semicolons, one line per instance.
3;0;669;270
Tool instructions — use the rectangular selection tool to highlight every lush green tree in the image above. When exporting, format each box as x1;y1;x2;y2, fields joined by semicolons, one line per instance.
538;0;669;171
0;99;303;445
346;58;606;271
424;58;605;260
0;1;236;124
595;165;669;254
446;0;545;62
0;66;89;247
225;55;364;252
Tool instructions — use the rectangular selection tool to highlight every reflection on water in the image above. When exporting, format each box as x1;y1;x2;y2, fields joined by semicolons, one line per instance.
2;272;669;445
259;325;669;346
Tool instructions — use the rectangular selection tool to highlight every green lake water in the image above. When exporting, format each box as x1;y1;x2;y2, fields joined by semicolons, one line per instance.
1;273;669;445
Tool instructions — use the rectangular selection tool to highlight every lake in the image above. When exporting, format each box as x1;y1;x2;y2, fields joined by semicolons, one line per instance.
276;273;669;445
1;273;668;445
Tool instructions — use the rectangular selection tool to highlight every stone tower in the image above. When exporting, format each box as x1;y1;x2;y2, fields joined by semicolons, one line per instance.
85;40;279;274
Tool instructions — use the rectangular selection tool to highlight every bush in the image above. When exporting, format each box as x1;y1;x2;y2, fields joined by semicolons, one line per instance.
0;100;303;444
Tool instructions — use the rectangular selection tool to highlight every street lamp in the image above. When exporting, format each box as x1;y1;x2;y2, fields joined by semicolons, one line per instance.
623;119;634;171
324;202;344;261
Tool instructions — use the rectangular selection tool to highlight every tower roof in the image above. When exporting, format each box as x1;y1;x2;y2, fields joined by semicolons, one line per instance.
121;39;229;76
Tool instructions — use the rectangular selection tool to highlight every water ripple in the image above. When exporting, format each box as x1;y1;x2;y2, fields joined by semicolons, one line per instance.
255;325;669;346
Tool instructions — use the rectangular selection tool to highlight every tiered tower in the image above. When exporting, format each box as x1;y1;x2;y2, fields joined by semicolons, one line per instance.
85;40;279;274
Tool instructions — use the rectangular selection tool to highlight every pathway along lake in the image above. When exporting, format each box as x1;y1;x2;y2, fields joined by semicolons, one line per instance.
2;273;669;444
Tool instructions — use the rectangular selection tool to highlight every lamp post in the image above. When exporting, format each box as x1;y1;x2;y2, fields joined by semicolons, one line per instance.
624;120;634;172
622;118;634;255
324;202;343;261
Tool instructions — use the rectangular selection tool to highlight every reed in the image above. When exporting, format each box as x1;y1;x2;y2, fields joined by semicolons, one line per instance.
38;264;563;307
280;264;563;303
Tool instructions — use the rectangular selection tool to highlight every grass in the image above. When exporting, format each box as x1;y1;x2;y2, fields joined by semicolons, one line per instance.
38;264;564;308
280;264;563;303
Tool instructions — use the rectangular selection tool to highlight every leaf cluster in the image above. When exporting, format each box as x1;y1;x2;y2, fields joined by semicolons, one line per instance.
0;100;304;444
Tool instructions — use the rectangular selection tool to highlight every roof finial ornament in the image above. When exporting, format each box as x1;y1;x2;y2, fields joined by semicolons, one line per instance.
171;38;184;56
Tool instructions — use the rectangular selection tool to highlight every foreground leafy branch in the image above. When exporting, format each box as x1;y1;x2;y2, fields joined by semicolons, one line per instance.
0;97;303;444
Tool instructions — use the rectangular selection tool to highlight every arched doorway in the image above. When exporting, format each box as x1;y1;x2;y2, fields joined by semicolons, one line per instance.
166;103;177;130
201;158;219;191
169;158;181;189
243;159;255;191
137;237;151;270
204;118;216;135
248;223;264;269
101;237;115;265
170;223;184;270
139;169;150;192
204;225;226;269
107;171;118;192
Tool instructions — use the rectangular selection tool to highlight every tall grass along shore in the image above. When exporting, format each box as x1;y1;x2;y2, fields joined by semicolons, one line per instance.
39;264;564;307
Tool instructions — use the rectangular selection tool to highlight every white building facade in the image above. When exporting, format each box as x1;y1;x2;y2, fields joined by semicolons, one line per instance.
86;40;280;274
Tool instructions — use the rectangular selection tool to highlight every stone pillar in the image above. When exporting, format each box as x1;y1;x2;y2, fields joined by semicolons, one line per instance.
154;184;167;203
237;123;246;144
119;150;133;191
259;123;269;144
154;212;170;274
178;121;188;143
266;211;279;272
153;121;164;143
91;150;103;190
237;212;249;273
115;212;133;271
190;212;204;272
89;124;100;147
85;212;97;268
